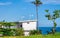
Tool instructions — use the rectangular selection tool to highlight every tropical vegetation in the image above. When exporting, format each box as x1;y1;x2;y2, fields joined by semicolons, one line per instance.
0;20;24;36
45;10;60;34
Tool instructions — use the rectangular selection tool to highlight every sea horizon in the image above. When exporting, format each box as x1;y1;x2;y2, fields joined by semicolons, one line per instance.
38;27;60;34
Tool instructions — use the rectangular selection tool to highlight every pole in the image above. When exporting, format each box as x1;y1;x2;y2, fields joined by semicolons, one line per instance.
36;6;38;30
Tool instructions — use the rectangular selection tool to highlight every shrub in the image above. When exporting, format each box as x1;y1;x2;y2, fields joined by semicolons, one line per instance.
47;28;56;35
2;29;12;36
0;28;24;36
30;30;42;35
0;28;3;36
2;28;16;36
14;28;24;36
0;32;3;34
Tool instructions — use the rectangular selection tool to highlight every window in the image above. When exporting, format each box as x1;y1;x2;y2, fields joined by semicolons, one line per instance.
27;22;29;24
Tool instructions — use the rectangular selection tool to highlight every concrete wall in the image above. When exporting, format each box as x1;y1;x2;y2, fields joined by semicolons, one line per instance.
22;21;37;36
22;21;37;31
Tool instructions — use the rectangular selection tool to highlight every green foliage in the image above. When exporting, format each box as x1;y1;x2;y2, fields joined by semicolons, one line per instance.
32;0;42;6
54;22;57;28
45;10;60;34
1;28;24;36
45;10;49;12
0;22;16;29
53;10;60;19
45;14;51;20
2;29;13;36
14;28;24;36
3;22;16;28
30;30;42;35
51;28;56;34
47;28;56;35
0;31;2;34
55;32;60;35
0;28;3;36
0;21;24;36
45;10;60;20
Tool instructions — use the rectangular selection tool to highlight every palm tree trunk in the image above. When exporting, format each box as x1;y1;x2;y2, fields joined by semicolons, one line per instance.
36;6;38;30
52;20;56;34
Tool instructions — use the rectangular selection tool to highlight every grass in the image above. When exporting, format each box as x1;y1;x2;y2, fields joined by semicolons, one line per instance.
1;32;60;38
0;34;60;38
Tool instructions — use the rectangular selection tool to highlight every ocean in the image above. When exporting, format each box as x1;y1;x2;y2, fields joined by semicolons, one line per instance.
38;27;60;34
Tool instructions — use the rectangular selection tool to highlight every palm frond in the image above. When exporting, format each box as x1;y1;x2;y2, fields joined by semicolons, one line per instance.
31;0;42;6
45;10;49;12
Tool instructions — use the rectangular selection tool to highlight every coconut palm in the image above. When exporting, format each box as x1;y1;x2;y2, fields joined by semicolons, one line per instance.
32;0;42;30
45;10;60;34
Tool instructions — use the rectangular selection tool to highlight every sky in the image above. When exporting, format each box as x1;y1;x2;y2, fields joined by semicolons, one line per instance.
0;0;60;27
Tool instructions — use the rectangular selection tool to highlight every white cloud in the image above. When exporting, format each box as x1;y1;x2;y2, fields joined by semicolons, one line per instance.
0;2;12;5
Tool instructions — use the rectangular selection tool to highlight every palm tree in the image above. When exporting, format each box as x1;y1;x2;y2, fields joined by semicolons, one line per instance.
32;0;42;30
45;10;60;34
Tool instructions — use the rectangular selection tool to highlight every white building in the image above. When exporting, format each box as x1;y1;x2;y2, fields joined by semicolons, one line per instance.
19;20;37;36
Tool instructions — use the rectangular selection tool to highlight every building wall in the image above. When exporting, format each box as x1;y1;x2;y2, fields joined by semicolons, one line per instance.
22;21;37;31
22;21;37;36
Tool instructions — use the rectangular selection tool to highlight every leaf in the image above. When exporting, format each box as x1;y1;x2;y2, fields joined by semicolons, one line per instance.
53;10;60;18
32;0;42;6
45;10;49;12
54;22;57;28
45;14;51;20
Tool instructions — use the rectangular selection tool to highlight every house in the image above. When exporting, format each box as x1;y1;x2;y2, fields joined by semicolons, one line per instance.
19;20;37;36
9;20;37;36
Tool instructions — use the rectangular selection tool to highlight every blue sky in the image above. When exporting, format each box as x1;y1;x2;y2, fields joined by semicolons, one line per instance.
0;0;60;27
